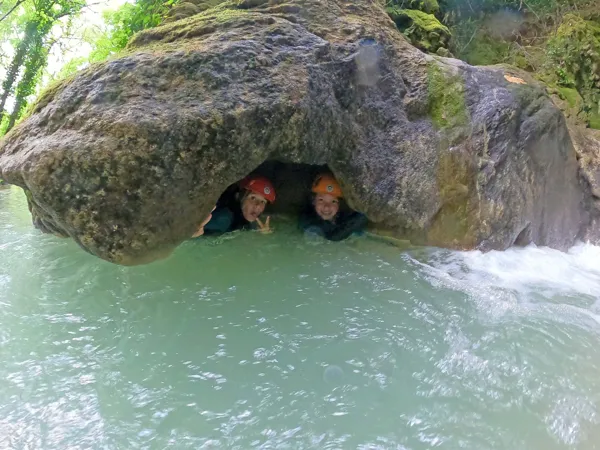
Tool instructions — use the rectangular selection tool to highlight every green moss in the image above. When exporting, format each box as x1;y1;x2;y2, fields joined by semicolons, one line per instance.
422;0;439;14
404;0;439;14
26;61;107;118
557;86;582;108
388;8;447;32
427;62;469;129
589;112;600;130
130;0;264;47
387;7;450;53
458;32;511;66
28;76;75;116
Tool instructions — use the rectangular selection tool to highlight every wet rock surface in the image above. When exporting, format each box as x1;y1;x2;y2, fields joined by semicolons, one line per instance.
0;0;594;264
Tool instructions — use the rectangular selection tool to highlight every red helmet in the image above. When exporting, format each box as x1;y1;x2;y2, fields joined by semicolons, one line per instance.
240;176;276;203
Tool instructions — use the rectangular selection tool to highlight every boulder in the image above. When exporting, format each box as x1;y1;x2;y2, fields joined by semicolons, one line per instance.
0;0;594;265
569;125;600;242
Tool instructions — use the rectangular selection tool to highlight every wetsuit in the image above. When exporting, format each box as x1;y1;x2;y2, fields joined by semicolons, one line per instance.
202;199;257;236
298;206;368;241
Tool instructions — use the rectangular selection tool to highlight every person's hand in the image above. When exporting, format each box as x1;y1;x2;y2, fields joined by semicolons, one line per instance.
192;206;215;237
256;216;272;234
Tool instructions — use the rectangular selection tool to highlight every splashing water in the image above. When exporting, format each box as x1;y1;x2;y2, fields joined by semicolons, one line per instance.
1;186;600;449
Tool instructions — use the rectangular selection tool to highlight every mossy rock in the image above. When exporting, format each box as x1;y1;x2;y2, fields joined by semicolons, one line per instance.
130;1;271;47
403;0;440;15
557;86;583;109
387;8;450;53
165;2;202;22
427;62;468;129
187;0;228;9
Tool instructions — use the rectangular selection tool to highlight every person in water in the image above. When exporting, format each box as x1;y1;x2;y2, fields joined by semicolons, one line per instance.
200;176;276;235
299;173;368;241
191;207;216;238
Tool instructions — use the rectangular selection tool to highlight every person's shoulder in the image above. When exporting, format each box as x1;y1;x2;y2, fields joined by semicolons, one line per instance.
204;207;234;234
298;205;320;229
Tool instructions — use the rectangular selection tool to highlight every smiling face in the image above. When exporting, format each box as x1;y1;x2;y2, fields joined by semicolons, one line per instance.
241;192;267;222
314;193;339;221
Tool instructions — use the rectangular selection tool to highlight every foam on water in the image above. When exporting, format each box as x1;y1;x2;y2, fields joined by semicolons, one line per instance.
411;243;600;329
424;243;600;298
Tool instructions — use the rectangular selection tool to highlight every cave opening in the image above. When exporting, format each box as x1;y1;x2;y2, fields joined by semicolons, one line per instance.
214;160;357;221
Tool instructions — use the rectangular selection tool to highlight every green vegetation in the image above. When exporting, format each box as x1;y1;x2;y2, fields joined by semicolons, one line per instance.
385;0;600;129
0;0;236;137
0;0;86;135
0;0;190;137
427;63;468;129
387;7;450;53
547;14;600;128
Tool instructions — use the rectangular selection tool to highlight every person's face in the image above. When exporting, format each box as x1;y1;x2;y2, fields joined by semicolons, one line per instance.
242;192;267;222
314;193;339;221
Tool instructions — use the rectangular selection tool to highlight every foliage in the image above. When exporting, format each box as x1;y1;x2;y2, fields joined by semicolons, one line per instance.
0;0;179;136
385;0;440;15
387;7;450;52
429;0;600;128
0;0;86;134
99;0;177;53
547;14;600;127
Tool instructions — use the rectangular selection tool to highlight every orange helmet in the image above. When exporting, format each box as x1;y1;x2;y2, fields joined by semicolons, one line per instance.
312;173;343;198
240;176;276;203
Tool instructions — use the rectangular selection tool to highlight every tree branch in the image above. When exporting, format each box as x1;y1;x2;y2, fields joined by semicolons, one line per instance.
0;0;26;23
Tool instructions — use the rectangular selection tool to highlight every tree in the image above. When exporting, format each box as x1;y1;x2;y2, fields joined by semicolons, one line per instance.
6;30;55;131
0;0;179;135
0;0;86;133
0;21;38;121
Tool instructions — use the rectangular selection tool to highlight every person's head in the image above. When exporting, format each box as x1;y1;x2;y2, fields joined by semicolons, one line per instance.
239;176;276;222
311;173;343;221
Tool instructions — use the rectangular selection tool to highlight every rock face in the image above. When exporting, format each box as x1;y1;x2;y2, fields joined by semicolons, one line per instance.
570;126;600;242
0;0;595;264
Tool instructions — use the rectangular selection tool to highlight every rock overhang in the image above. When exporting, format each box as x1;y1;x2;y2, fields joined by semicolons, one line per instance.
0;0;595;264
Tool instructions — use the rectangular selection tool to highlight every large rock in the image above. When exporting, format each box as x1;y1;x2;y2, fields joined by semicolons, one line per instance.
0;0;594;264
569;125;600;242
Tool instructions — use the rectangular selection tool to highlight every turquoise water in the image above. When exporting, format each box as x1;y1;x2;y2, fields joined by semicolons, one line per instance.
2;185;600;449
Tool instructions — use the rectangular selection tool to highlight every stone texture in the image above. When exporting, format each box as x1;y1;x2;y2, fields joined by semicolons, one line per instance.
569;125;600;242
0;0;594;264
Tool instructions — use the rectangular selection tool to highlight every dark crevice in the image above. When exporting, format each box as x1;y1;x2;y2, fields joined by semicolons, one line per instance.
513;222;532;247
216;160;356;217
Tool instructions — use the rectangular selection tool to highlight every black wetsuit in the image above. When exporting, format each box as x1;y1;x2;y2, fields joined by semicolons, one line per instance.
202;194;257;236
298;206;368;241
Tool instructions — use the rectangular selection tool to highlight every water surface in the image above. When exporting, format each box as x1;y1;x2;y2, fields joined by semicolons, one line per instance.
1;186;600;449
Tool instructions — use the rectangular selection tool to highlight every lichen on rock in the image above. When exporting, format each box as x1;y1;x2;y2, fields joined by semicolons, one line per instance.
0;0;595;264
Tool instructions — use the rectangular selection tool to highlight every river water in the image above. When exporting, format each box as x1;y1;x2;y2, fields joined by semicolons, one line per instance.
1;185;600;449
